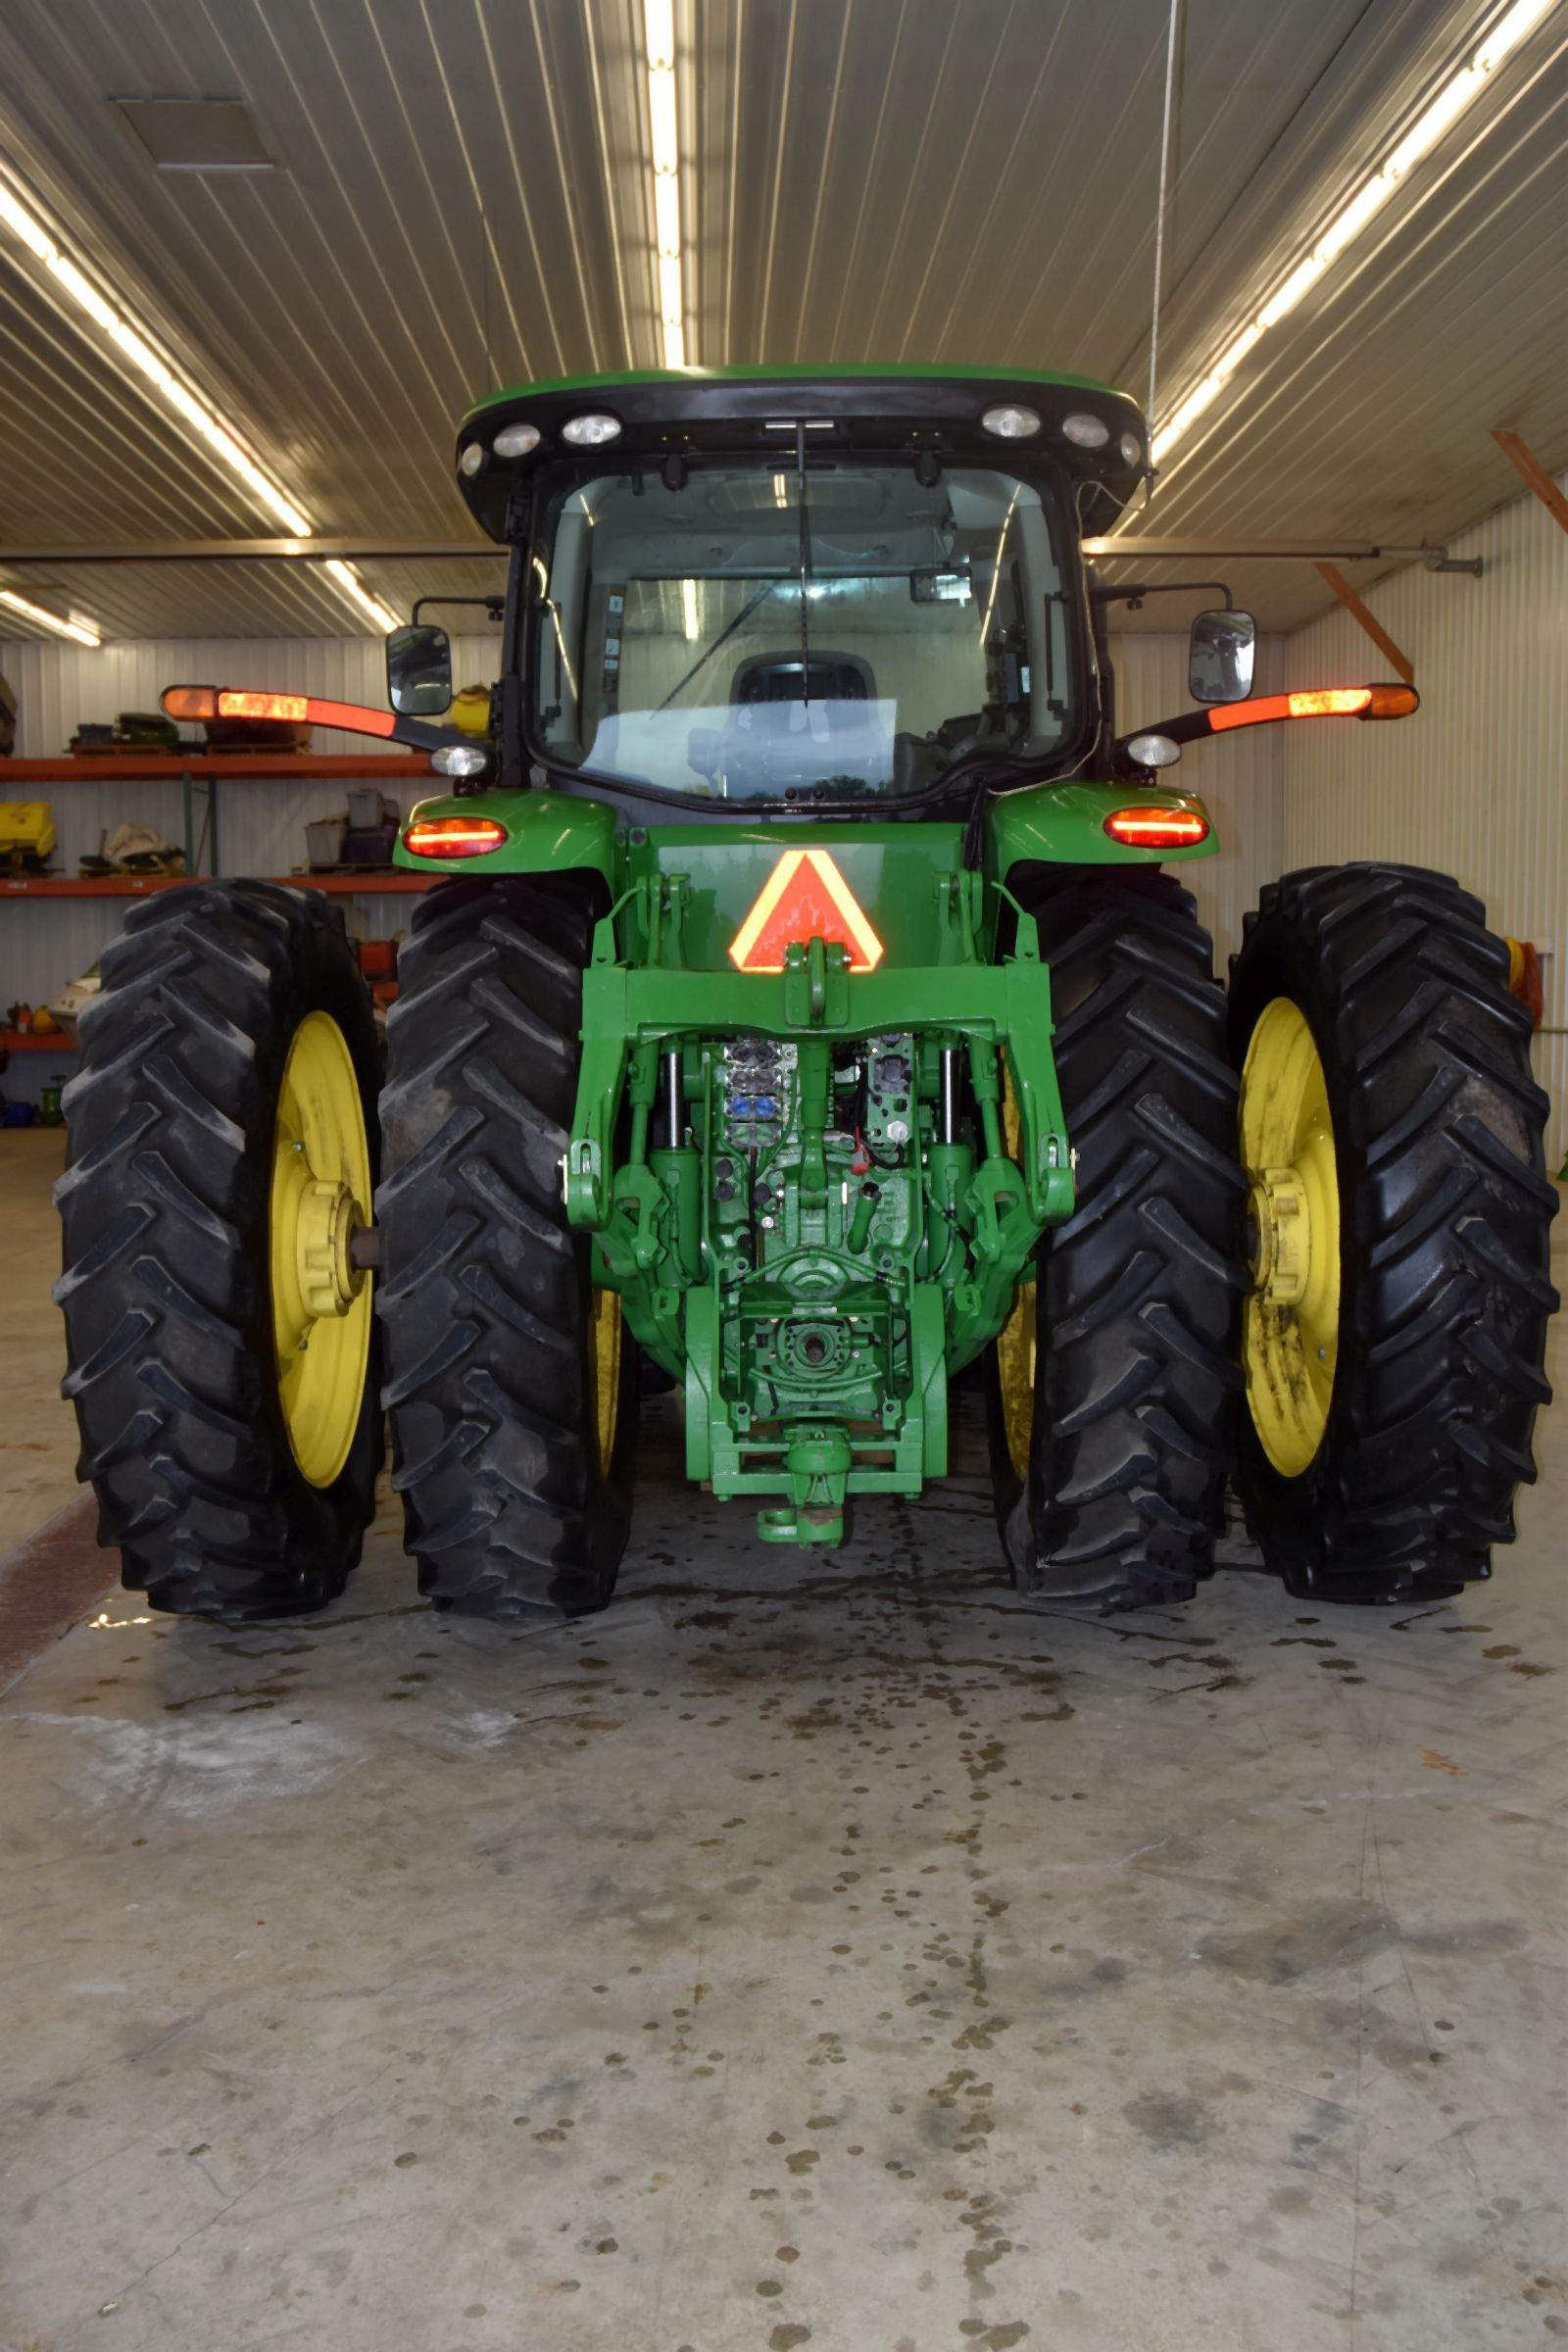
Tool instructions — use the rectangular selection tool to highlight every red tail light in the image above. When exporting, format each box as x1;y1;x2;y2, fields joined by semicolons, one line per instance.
404;815;509;858
1104;805;1210;850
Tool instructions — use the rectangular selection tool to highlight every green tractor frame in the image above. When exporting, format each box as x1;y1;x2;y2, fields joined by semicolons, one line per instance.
58;366;1557;1626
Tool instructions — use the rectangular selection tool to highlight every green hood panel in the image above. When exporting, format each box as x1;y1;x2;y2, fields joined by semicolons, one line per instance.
628;823;968;968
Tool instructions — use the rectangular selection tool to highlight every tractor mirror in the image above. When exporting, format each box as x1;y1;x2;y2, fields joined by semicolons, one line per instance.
1189;608;1257;705
386;622;454;716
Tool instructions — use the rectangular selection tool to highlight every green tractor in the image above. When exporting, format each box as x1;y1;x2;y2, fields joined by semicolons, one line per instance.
57;366;1557;1625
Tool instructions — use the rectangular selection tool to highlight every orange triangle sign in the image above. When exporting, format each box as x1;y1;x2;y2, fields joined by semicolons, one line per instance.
728;849;884;972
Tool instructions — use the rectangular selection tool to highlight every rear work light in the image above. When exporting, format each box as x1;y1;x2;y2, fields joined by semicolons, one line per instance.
1104;805;1210;850
404;815;509;858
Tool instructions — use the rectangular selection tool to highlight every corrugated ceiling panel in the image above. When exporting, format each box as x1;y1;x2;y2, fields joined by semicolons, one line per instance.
1280;473;1567;1166
0;1;1558;636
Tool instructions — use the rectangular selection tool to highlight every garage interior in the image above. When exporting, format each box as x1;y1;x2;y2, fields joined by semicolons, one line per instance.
0;2;1565;2348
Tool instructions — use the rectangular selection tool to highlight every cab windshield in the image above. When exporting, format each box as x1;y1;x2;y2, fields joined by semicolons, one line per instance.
529;457;1080;803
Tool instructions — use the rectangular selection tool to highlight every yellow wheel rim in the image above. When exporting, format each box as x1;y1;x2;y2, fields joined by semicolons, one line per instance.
1239;997;1340;1478
996;1068;1037;1481
587;1286;622;1475
270;1011;373;1489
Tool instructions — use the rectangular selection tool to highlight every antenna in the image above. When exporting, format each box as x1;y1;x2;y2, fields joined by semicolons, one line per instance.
480;199;495;394
1145;0;1184;487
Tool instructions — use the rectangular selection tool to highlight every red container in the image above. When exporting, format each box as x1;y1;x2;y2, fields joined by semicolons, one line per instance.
358;938;397;980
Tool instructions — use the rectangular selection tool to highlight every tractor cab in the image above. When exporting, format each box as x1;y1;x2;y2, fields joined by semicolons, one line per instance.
394;367;1154;816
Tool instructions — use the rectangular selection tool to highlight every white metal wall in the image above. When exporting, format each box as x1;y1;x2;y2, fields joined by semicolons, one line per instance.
1280;473;1568;1168
0;627;1283;1066
0;634;497;1034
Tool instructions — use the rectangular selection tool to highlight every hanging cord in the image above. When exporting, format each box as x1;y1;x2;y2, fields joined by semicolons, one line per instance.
796;421;810;704
1144;0;1184;499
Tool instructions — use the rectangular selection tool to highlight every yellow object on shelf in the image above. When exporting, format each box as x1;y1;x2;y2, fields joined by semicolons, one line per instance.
0;801;56;867
451;685;492;737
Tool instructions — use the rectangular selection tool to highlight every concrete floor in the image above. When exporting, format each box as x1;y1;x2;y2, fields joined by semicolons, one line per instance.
1;1133;1565;2352
0;1132;80;1532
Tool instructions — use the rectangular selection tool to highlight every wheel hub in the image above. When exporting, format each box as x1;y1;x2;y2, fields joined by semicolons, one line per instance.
295;1178;368;1321
1248;1165;1311;1306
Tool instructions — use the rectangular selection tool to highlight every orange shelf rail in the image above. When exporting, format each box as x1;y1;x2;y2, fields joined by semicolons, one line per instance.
0;753;435;782
0;872;431;898
0;1028;77;1052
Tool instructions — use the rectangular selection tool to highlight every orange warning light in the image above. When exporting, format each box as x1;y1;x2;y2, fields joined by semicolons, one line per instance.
728;849;885;972
161;685;218;721
216;690;310;723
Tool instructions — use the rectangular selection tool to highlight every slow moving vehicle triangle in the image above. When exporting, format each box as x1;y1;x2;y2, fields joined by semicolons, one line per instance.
728;848;884;971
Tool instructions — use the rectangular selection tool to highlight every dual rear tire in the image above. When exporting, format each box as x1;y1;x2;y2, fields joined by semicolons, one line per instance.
989;863;1557;1609
58;876;633;1626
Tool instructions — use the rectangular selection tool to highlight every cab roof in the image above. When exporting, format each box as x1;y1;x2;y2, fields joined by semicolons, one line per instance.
456;364;1147;542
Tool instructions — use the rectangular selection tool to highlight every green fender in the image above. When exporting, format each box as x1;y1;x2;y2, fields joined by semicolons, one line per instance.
985;779;1217;883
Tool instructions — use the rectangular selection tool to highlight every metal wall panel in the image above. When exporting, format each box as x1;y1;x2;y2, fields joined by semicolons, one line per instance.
1281;475;1568;1166
0;632;495;1023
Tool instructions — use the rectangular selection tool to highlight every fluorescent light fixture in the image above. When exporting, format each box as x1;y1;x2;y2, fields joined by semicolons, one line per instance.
681;577;700;640
642;0;688;369
0;587;101;648
0;167;399;634
1152;0;1560;465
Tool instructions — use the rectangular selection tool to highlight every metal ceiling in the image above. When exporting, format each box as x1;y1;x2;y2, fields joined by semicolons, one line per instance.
0;0;1562;640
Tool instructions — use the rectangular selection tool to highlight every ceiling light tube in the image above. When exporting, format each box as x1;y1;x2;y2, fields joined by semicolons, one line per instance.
1152;0;1562;466
642;0;688;369
0;586;101;647
0;168;397;634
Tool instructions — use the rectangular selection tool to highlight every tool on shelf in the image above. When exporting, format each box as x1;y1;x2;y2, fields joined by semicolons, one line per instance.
78;820;185;880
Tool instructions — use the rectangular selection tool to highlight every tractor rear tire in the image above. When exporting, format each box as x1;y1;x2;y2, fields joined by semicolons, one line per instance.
377;875;636;1622
56;881;383;1620
987;871;1246;1609
1230;863;1557;1601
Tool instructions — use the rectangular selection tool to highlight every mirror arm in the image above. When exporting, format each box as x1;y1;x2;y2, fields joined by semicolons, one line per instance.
386;713;473;755
1113;682;1421;771
411;593;506;626
1089;577;1235;610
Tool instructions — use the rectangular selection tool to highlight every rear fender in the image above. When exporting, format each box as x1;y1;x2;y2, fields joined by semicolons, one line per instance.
395;788;617;888
986;779;1216;883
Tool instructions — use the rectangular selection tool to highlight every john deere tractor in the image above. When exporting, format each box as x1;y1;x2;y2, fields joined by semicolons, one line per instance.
57;367;1557;1624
